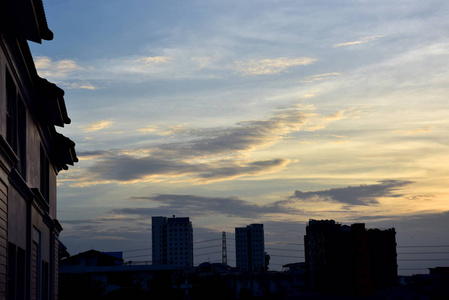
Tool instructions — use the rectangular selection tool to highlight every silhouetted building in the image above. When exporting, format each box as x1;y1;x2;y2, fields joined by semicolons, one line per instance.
235;224;266;272
409;267;449;299
152;216;193;267
304;219;397;297
59;249;183;299
0;1;77;299
60;250;123;268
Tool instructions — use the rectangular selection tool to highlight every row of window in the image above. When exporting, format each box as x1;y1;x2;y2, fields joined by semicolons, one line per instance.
5;69;51;203
169;246;191;250
8;229;51;300
168;252;190;256
168;227;190;232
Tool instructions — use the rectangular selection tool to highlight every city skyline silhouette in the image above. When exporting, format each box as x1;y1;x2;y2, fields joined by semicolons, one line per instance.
29;0;449;276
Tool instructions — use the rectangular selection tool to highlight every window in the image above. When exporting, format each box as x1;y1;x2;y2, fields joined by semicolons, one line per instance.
7;243;17;300
7;243;26;300
40;146;49;202
6;71;17;150
6;70;27;177
42;261;49;300
17;98;26;176
32;228;42;300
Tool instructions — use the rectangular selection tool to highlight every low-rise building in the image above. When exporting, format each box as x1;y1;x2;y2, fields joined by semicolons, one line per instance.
1;1;77;299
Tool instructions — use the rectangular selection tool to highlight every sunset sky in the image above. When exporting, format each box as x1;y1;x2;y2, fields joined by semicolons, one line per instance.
30;0;449;274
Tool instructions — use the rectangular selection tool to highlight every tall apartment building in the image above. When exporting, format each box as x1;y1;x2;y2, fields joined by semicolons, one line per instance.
0;1;78;299
235;224;265;272
152;216;193;267
304;219;398;297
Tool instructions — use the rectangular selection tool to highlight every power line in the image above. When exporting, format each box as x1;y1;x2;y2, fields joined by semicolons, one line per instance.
266;242;304;246
114;247;152;253
397;245;449;248
195;244;221;251
194;238;221;244
196;251;222;257
269;254;305;259
398;259;449;261
266;247;303;252
125;254;152;259
113;243;449;254
398;252;449;255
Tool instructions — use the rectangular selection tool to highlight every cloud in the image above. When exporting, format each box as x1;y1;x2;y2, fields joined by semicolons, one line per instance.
113;194;303;218
151;105;345;158
394;126;434;136
191;56;214;68
34;56;100;90
288;180;414;206
60;82;98;90
333;35;385;48
34;56;84;78
137;56;173;64
158;124;189;136
85;156;289;184
79;120;114;132
303;72;341;82
108;56;174;75
137;125;159;133
236;57;316;75
62;104;361;186
100;179;416;222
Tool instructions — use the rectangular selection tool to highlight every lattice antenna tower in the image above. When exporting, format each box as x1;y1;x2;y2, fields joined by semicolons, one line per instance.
222;231;227;265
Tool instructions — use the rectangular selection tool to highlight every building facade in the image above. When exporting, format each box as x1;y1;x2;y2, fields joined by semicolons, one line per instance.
151;216;193;267
235;224;265;272
304;219;398;297
0;1;77;299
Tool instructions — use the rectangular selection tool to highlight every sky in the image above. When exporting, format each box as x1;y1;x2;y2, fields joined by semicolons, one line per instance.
30;0;449;274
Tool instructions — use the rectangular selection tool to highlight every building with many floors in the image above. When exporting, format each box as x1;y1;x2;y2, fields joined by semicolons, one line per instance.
152;216;194;267
235;224;266;272
304;219;398;297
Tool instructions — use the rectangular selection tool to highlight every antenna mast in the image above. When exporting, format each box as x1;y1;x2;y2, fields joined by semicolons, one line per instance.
222;231;227;265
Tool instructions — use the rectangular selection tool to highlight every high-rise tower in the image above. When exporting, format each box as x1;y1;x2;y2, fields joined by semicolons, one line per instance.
235;224;265;272
152;216;194;267
304;219;397;296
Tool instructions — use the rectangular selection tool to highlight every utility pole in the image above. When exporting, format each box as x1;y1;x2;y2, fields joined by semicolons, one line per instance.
222;231;227;265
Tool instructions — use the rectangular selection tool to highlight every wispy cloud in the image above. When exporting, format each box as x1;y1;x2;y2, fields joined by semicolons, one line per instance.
236;57;316;75
394;126;434;136
34;56;84;78
62;105;358;186
191;56;214;68
79;120;114;132
288;180;414;206
137;56;173;64
333;35;385;48
60;82;98;90
114;194;303;218
106;56;175;76
303;72;340;83
137;125;159;133
80;156;289;185
34;56;100;90
109;180;415;220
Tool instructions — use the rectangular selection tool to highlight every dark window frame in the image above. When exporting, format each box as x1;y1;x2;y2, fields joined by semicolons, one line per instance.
40;146;49;202
6;70;27;177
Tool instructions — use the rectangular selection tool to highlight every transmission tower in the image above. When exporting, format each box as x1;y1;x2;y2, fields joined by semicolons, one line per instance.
222;231;227;265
